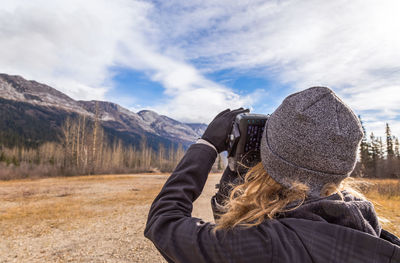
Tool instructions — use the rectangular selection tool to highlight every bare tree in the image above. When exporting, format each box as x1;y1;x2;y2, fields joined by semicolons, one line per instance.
61;116;73;169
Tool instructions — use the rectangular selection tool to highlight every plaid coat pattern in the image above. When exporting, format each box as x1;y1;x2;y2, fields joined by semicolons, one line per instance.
144;144;400;263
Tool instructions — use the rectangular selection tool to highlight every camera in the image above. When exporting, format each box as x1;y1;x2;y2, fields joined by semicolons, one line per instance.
227;113;269;172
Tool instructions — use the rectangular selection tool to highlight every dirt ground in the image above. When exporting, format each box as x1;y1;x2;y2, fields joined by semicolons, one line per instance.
0;174;399;262
0;173;220;263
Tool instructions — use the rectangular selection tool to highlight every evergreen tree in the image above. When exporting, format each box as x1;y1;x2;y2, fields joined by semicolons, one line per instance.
369;133;378;176
358;116;371;173
377;137;384;159
386;123;394;158
395;137;400;158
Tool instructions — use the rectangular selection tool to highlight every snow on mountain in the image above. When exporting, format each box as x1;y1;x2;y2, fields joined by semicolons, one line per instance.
138;110;206;141
0;73;91;116
0;73;207;145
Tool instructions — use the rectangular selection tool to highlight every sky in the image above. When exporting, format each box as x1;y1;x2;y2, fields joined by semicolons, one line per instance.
1;0;400;138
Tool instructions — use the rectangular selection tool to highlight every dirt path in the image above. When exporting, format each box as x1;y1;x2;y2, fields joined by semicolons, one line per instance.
0;173;221;263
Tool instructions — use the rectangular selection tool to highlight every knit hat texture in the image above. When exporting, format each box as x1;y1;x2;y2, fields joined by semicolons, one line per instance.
260;87;363;197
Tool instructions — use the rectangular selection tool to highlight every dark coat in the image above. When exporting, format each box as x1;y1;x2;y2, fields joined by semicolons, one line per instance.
144;144;400;263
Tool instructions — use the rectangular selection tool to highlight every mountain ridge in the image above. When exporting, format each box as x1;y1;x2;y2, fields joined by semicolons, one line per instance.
0;73;207;149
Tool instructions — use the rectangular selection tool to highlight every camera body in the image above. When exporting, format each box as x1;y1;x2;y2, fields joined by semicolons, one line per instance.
227;113;269;172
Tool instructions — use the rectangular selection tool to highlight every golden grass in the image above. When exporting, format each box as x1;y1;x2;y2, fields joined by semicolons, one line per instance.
0;174;164;238
0;174;399;240
355;178;400;237
0;173;165;185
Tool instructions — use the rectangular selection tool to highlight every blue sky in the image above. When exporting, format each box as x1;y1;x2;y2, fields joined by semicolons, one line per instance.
109;67;287;116
1;0;400;138
107;67;166;109
206;69;290;114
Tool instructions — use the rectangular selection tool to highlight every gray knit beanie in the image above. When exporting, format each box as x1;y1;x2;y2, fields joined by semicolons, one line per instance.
260;87;363;197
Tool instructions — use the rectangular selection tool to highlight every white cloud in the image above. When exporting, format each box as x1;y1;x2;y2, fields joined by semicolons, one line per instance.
114;28;258;123
1;0;400;135
0;0;261;123
0;0;152;100
148;0;400;135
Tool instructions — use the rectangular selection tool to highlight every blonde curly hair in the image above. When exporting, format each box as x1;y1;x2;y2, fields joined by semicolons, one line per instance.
214;162;363;231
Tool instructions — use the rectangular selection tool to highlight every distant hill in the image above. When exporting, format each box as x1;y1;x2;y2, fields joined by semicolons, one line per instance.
0;73;207;150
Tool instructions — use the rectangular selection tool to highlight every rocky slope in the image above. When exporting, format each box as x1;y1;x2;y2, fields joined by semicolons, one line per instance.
0;73;207;149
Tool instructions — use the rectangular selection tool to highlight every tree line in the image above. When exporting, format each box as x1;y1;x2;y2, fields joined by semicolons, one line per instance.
2;111;396;180
352;116;400;178
0;108;224;180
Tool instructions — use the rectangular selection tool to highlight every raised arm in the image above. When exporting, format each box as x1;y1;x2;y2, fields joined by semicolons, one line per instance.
144;108;273;263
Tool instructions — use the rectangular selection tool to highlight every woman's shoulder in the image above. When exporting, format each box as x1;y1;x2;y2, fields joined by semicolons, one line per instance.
273;217;400;262
279;190;381;236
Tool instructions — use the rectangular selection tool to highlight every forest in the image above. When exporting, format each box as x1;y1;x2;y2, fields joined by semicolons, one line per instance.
0;114;223;180
0;114;397;180
353;116;400;178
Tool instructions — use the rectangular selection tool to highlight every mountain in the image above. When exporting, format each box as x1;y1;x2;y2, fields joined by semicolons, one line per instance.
0;73;207;150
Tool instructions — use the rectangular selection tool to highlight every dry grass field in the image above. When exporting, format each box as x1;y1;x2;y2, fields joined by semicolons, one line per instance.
0;174;398;262
354;178;400;236
0;173;219;262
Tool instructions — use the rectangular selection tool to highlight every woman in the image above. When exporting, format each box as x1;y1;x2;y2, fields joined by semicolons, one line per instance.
144;87;400;263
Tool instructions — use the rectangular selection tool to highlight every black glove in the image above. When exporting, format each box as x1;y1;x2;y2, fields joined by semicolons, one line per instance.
201;108;249;153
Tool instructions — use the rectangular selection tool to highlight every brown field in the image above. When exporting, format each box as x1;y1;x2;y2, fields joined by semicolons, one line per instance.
0;174;398;262
0;173;219;262
353;178;400;236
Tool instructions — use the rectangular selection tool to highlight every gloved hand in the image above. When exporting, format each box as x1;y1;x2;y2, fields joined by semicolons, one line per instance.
201;108;250;153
